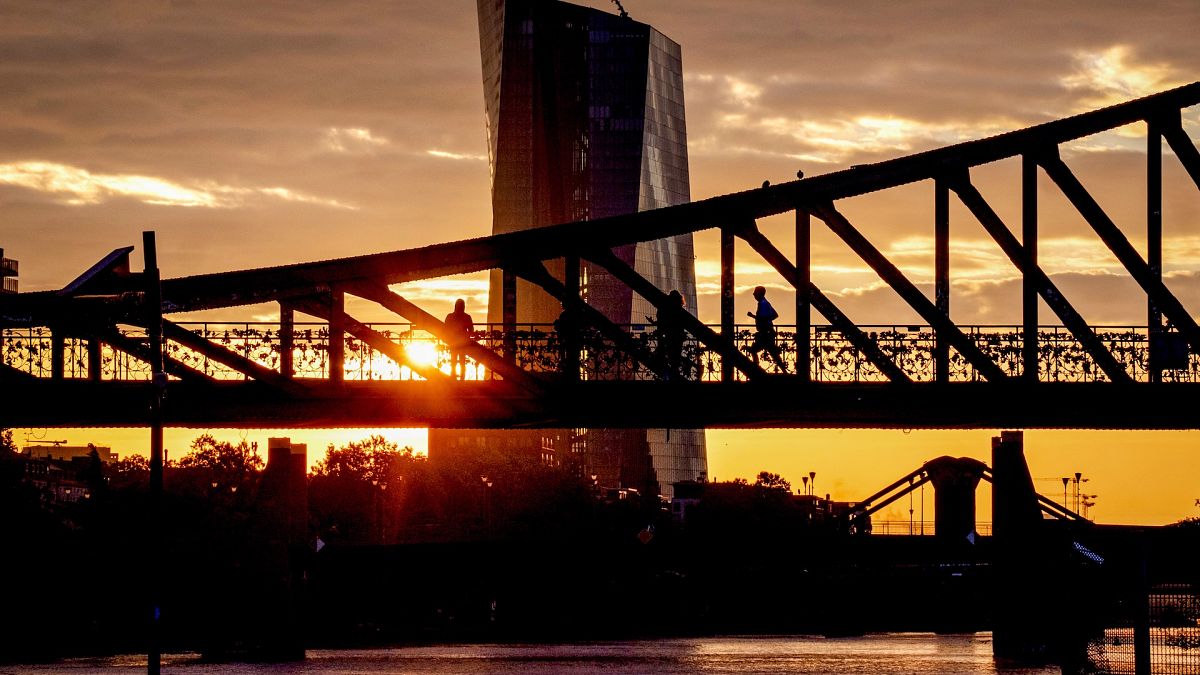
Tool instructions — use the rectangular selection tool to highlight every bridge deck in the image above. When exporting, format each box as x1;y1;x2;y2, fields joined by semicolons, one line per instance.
4;378;1195;429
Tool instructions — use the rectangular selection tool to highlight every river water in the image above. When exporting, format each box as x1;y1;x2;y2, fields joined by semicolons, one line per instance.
4;634;1062;674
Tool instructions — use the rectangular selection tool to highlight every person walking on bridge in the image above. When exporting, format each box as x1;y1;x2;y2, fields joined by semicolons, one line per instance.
747;285;787;373
444;298;474;379
651;289;688;381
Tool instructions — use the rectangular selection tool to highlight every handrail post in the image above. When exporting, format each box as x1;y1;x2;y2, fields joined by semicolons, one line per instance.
1147;118;1163;383
280;303;294;378
796;209;811;382
502;269;517;363
142;231;164;675
329;287;344;385
720;226;736;382
1022;155;1039;382
935;179;950;383
564;255;581;381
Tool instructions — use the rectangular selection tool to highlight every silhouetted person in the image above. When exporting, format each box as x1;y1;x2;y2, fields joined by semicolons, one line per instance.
444;298;474;379
747;285;787;373
650;290;687;380
554;302;582;377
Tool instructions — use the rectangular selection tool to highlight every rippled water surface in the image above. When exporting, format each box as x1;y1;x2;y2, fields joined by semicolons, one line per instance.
4;634;1061;674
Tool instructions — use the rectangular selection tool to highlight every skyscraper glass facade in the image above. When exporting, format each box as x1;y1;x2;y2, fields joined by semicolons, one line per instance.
443;0;704;496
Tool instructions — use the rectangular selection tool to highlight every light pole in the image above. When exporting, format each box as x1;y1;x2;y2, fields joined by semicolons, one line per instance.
1062;477;1070;508
809;471;816;497
801;476;808;495
481;475;493;537
371;478;380;543
908;477;915;535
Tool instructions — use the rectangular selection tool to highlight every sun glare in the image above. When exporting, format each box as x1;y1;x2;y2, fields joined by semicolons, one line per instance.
405;341;440;370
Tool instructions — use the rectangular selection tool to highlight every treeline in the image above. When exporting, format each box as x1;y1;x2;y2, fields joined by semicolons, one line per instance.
0;429;875;660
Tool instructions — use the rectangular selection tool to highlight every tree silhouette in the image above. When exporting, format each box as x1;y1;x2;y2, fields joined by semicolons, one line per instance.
755;471;792;493
179;434;263;473
309;435;417;544
311;434;411;486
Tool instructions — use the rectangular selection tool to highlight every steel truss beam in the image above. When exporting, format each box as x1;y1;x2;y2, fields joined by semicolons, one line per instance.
4;85;1200;432
1037;150;1200;355
513;261;672;381
1;363;36;381
1159;111;1200;190
345;282;547;393
289;295;450;383
159;319;306;394
735;223;911;383
93;328;213;382
947;173;1133;384
581;246;770;381
809;203;1009;382
5;83;1178;315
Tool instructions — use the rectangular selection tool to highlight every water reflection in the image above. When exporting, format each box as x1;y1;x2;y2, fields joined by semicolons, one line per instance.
21;634;1060;674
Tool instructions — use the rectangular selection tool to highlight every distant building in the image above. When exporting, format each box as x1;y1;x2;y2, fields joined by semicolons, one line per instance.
0;248;16;294
431;0;706;497
17;444;109;504
262;438;309;546
428;428;562;469
22;443;117;464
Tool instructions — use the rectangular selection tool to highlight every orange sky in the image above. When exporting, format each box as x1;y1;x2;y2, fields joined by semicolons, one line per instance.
3;1;1200;525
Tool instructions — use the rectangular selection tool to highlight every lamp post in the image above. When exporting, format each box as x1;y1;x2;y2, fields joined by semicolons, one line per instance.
371;478;380;543
809;471;816;497
481;475;493;537
908;476;915;535
1062;477;1070;508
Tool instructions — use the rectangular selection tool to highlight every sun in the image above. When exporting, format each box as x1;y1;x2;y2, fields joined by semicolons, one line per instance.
404;341;440;370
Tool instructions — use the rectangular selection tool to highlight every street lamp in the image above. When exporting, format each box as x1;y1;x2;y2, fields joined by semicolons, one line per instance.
481;475;493;536
908;476;915;535
809;471;816;497
1062;477;1070;507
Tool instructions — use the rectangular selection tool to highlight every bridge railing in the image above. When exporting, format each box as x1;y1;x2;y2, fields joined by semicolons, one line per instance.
866;520;994;536
3;323;1196;383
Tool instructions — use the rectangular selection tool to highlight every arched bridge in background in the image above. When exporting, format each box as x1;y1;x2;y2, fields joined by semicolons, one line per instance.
3;83;1200;430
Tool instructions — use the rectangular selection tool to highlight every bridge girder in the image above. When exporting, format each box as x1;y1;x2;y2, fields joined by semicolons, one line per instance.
2;83;1200;430
2;379;1198;430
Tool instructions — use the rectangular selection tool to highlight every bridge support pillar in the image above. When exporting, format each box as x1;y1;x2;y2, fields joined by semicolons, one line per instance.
992;430;1051;664
991;430;1088;669
204;438;309;661
258;437;309;661
923;456;983;544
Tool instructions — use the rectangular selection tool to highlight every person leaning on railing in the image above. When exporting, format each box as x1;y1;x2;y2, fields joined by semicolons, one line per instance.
444;298;474;379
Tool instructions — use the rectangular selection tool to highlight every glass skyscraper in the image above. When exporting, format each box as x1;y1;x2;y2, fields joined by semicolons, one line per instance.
431;0;705;497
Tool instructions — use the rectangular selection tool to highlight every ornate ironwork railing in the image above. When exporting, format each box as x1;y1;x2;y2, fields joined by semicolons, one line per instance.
3;323;1197;384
